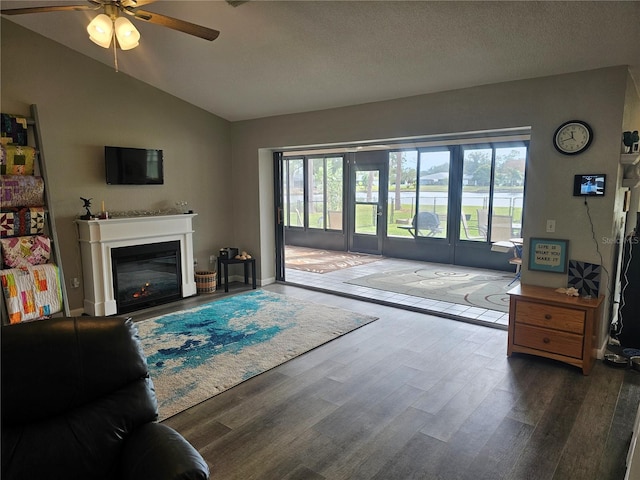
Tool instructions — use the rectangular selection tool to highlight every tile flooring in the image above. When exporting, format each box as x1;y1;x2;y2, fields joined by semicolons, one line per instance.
284;255;512;329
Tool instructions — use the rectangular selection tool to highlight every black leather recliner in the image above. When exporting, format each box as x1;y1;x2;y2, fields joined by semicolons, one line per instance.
1;316;210;480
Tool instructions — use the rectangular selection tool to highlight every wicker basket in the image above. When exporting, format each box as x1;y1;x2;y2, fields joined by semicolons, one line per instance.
195;271;216;294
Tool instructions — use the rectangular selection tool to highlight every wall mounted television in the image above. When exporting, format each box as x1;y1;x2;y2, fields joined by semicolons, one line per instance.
105;146;164;185
573;174;605;196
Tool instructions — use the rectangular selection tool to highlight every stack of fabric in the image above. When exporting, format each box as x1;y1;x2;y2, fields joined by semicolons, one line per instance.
0;113;62;324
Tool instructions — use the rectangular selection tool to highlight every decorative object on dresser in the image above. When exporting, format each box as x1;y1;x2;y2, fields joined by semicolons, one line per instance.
567;260;602;298
507;284;603;375
528;238;569;273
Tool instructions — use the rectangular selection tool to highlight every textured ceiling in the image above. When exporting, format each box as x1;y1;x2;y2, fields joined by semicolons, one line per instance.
2;0;639;121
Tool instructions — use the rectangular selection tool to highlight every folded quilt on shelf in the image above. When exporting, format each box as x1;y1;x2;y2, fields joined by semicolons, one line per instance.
0;264;62;324
0;145;36;175
0;113;28;147
0;207;46;238
0;235;51;268
0;174;45;207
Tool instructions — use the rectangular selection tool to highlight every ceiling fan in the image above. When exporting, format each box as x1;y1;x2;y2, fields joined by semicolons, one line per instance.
0;1;220;49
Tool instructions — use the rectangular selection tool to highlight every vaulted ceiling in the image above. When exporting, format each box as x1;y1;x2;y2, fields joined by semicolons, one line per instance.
2;1;639;121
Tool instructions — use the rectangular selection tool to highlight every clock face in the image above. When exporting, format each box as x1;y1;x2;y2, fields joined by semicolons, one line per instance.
553;121;593;155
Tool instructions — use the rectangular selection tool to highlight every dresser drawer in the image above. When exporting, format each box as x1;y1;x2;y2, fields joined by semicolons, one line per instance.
514;324;584;359
515;300;585;334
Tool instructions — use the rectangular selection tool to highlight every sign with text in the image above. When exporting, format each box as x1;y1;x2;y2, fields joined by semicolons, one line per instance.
529;238;569;273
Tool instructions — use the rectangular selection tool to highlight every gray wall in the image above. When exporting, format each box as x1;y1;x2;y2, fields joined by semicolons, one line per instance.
3;19;640;348
1;20;234;312
231;67;639;348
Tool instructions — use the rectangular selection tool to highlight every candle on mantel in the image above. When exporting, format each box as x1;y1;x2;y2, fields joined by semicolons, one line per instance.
101;200;105;213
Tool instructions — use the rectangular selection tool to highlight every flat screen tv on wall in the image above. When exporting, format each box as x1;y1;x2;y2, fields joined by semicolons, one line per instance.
105;146;164;185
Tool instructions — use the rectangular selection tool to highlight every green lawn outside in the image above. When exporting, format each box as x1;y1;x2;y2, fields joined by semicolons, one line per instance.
291;202;522;239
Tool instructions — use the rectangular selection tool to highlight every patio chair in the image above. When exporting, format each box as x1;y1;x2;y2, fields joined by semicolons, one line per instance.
477;209;489;238
399;211;441;237
508;242;523;286
461;213;485;240
491;215;513;242
476;209;513;242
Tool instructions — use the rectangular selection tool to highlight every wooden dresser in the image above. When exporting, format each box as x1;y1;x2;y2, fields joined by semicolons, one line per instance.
507;284;604;375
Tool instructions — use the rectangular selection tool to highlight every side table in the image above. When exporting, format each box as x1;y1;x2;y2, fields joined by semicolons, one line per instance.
217;257;257;293
507;284;603;375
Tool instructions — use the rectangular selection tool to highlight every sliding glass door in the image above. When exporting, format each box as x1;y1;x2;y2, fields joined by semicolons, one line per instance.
277;139;528;271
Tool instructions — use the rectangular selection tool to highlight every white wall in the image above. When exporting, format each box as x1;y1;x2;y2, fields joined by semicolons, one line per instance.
1;20;234;312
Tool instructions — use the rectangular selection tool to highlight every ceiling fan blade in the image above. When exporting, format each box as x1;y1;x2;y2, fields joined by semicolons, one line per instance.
125;0;158;7
0;5;94;15
133;9;219;41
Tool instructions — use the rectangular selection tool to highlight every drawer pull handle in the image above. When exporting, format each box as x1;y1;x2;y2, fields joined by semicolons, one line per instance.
544;314;552;320
543;337;551;344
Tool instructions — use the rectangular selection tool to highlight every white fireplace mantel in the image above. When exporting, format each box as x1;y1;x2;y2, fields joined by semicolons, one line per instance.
77;214;197;316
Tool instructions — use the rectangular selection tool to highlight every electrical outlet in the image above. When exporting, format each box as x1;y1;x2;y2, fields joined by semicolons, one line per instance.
546;219;556;233
209;255;216;264
71;277;80;288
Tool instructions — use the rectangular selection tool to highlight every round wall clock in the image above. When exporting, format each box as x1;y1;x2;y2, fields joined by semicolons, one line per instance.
553;120;593;155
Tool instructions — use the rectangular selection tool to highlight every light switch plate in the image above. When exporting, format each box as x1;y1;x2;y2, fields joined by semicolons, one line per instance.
546;219;556;233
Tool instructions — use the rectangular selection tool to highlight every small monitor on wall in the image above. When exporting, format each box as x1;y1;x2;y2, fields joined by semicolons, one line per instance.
105;146;164;185
573;174;605;196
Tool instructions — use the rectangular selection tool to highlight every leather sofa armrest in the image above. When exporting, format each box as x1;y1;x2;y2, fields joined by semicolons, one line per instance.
122;423;210;480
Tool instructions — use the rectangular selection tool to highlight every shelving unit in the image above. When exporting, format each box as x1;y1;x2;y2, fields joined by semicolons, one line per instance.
620;153;640;166
621;152;640;188
1;104;70;322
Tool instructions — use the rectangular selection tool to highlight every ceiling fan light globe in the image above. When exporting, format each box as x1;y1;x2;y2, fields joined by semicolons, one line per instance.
115;17;140;50
87;14;113;49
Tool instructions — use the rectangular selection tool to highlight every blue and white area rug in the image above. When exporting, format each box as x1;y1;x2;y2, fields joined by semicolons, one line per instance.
136;290;377;420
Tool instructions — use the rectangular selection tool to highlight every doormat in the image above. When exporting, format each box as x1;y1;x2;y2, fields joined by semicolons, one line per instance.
285;245;381;274
136;290;378;420
346;264;515;312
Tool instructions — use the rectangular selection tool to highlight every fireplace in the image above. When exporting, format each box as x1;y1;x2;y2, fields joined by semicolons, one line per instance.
111;241;182;313
77;214;197;316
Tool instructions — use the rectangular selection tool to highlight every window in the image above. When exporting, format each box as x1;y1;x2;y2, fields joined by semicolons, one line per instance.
387;149;450;238
283;156;343;230
283;158;304;228
387;150;417;236
460;144;526;242
417;150;450;238
492;146;525;240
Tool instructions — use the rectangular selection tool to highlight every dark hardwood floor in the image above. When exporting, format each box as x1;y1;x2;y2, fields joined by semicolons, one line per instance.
153;283;639;480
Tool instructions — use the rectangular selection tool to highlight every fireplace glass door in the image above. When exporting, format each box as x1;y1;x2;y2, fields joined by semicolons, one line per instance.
111;241;182;313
